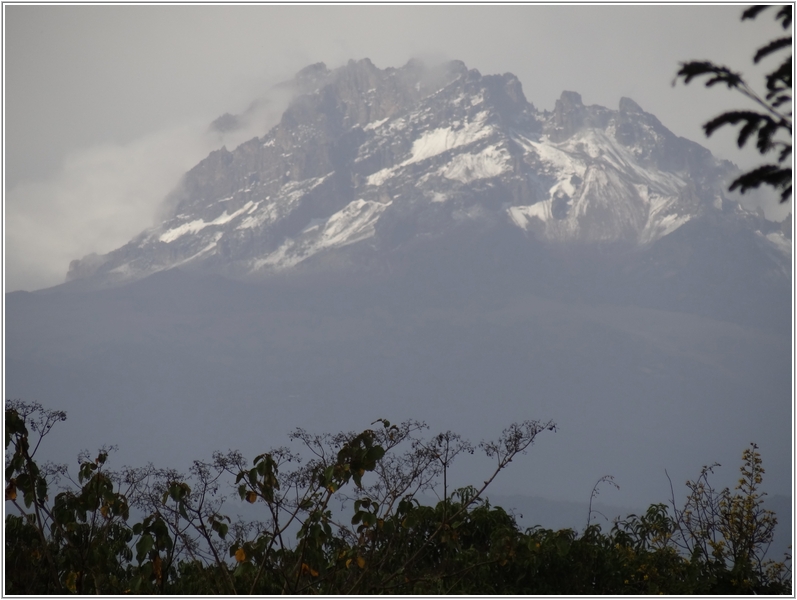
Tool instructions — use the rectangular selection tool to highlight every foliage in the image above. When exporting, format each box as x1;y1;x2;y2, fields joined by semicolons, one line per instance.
5;400;791;594
664;442;789;593
675;5;792;203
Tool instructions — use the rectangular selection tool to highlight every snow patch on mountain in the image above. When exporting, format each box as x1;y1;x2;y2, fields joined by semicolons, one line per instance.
637;189;692;244
438;144;511;183
406;111;492;164
508;128;697;244
364;117;389;131
253;199;391;271
160;202;255;243
237;174;331;230
508;203;551;227
565;129;685;194
367;111;494;186
516;134;586;181
178;232;225;265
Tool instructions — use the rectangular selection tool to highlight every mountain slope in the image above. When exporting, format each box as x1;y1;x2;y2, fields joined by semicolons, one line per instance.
5;265;791;508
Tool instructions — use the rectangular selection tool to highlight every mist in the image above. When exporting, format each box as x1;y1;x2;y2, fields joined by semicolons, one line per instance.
5;86;295;292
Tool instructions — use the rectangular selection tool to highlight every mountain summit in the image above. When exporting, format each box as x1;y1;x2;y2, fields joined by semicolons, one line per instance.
66;59;788;302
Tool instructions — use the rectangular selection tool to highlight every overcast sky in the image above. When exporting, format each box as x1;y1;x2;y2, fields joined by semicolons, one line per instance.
4;4;790;292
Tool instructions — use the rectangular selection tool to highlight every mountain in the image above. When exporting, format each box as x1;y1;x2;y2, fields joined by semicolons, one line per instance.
6;59;791;513
64;60;788;324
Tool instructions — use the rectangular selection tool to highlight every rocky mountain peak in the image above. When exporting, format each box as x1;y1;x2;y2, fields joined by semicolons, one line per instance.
618;96;644;114
294;61;330;90
546;91;587;141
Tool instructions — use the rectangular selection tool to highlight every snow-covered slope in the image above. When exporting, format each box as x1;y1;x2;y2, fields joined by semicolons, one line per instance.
65;58;789;287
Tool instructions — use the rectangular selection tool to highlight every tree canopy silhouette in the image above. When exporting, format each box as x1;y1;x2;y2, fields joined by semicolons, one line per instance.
676;5;792;203
4;400;792;594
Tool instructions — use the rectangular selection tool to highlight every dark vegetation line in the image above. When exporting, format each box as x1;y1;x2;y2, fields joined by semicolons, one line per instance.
5;400;791;595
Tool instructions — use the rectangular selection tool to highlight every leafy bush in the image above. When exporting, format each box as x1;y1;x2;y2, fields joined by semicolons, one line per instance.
5;400;791;594
676;5;792;203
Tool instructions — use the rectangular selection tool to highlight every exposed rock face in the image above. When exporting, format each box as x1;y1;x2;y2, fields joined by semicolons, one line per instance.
546;90;590;141
66;252;108;281
65;58;789;289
